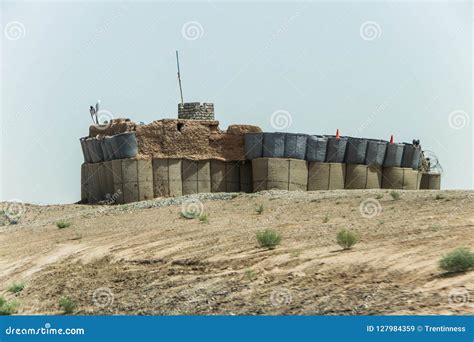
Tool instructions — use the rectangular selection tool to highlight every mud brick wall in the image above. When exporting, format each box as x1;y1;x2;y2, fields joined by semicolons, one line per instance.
178;102;215;120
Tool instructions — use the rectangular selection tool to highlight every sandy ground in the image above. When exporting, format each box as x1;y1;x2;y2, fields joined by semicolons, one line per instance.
0;190;473;315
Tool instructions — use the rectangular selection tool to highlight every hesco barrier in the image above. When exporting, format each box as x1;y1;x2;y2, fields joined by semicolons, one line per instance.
325;137;347;163
182;160;211;195
345;164;382;189
365;140;387;167
345;138;368;165
80;138;92;163
307;162;346;190
262;133;286;158
152;159;183;197
306;135;328;162
420;172;441;190
383;143;404;168
284;133;308;160
210;160;240;193
382;167;421;190
239;161;253;193
120;159;154;203
401;143;422;169
252;158;308;191
244;133;263;160
80;133;138;163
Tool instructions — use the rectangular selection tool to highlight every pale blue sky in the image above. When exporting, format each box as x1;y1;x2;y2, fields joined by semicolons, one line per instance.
1;0;472;204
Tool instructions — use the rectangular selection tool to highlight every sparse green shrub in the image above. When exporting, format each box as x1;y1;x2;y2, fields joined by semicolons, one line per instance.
0;297;19;315
375;194;384;200
199;213;209;223
323;214;329;223
8;283;24;294
56;221;70;229
336;229;358;250
439;247;474;273
256;229;281;249
256;204;264;215
59;296;76;314
389;191;400;200
244;269;255;281
435;194;445;200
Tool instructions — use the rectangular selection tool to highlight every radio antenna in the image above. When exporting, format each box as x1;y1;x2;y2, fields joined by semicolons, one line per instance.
176;50;184;106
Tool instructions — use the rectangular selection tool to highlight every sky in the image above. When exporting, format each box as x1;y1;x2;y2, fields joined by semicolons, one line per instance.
1;0;472;205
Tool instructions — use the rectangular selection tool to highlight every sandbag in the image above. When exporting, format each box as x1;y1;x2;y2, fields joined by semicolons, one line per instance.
152;158;183;197
382;167;422;190
244;133;264;160
345;164;382;189
401;143;422;169
307;162;346;190
420;172;441;190
114;132;138;159
80;138;92;163
252;158;307;191
325;137;348;163
306;135;328;162
383;143;404;167
284;133;308;160
365;140;387;167
262;133;286;158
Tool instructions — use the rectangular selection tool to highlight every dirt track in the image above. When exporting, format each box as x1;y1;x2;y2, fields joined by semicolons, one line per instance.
0;190;473;315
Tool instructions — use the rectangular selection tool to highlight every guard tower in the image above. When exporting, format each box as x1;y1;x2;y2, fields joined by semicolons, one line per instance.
178;102;215;120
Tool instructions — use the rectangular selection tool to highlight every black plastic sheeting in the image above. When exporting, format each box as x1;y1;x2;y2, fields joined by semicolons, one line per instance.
262;132;286;158
365;140;388;167
114;132;138;159
401;143;422;169
306;135;328;162
325;137;348;163
244;133;264;160
284;133;308;159
383;143;404;167
345;138;368;164
80;137;92;163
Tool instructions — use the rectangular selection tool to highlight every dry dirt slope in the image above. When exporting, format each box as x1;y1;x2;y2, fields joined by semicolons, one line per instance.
0;190;473;315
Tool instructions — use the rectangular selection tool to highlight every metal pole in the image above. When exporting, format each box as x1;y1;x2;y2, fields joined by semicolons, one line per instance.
176;50;184;106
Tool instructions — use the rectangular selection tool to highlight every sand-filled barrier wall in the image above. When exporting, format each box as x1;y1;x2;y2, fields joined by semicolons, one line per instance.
307;162;346;190
252;158;308;191
382;167;422;190
420;172;441;190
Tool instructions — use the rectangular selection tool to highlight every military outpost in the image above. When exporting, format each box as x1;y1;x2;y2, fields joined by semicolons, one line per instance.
79;101;442;205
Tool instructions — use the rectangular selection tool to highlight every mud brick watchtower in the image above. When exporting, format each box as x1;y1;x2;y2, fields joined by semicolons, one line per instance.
178;102;215;120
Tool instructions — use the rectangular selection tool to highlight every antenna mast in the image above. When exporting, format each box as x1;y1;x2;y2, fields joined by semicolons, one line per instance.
176;50;184;106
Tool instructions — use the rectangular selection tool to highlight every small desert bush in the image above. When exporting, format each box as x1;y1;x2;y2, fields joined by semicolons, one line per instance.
0;297;19;315
256;204;264;215
8;282;24;294
59;296;76;314
336;229;358;250
375;194;384;200
56;221;70;229
435;194;445;200
256;229;281;249
198;213;209;223
323;214;329;223
389;191;400;200
439;247;474;273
